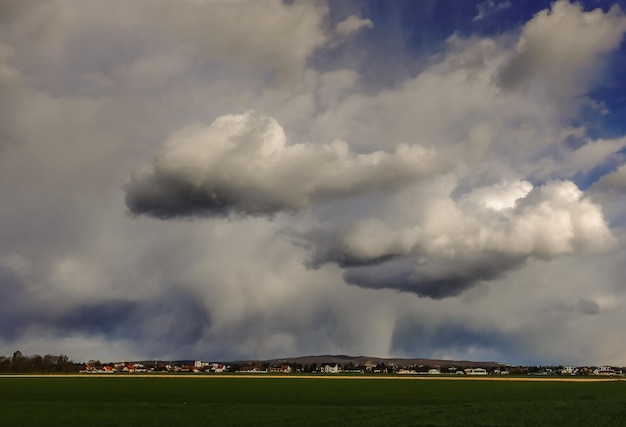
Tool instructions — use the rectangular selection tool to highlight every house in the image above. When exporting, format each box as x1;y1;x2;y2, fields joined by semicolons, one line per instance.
468;368;488;375
364;361;377;372
240;363;266;373
321;364;341;374
213;364;228;373
269;364;292;373
194;361;210;369
593;366;616;376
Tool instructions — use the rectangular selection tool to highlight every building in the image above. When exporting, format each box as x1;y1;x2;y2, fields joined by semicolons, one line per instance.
593;366;616;376
322;364;341;374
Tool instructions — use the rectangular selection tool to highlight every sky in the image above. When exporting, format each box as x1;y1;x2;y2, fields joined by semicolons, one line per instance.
2;0;626;366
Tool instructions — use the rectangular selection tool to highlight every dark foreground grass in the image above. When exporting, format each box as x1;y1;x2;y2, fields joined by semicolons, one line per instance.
1;376;626;426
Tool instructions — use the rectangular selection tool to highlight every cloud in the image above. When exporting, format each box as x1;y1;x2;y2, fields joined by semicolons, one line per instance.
531;136;626;181
472;0;512;22
0;0;41;24
592;164;626;192
162;0;330;84
498;0;626;103
335;15;374;37
0;0;331;93
0;43;25;148
343;255;526;299
125;111;448;218
575;298;601;315
293;180;615;298
391;319;515;362
0;271;211;354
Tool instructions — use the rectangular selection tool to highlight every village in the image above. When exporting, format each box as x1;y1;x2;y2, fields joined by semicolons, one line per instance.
80;359;624;377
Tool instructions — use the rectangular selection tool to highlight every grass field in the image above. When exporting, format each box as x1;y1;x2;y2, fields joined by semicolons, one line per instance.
1;375;626;426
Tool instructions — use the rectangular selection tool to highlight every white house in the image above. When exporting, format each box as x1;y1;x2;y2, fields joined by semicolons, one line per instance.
561;366;577;375
593;366;616;376
322;364;341;374
213;364;228;373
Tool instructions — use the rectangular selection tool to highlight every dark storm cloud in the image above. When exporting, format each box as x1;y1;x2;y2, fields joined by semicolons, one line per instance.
57;300;138;336
342;255;526;299
124;173;241;219
344;266;477;299
284;226;403;270
0;277;210;350
58;290;211;347
391;319;515;359
0;267;32;340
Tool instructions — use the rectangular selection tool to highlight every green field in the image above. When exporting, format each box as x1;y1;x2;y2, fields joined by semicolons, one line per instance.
1;376;625;426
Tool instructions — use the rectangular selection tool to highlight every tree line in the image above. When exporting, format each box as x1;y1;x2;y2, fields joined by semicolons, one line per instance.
0;351;84;373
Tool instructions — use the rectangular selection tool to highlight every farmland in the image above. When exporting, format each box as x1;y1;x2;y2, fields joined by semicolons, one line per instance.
1;375;625;426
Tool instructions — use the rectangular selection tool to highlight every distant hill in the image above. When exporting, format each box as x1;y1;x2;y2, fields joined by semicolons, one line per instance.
123;355;510;370
228;355;507;369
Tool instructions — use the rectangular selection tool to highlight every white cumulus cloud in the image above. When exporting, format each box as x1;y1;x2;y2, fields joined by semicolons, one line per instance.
293;180;614;298
125;111;448;218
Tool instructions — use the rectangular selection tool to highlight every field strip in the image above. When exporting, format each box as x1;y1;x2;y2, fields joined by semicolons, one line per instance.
0;374;622;382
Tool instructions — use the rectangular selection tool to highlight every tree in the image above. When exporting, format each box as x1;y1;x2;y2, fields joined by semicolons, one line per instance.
57;354;70;372
11;351;25;372
30;354;43;372
0;356;10;372
42;354;56;371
